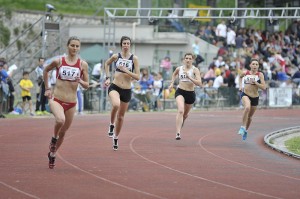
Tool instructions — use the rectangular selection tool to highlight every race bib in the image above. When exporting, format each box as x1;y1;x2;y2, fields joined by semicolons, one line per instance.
59;65;80;81
244;75;259;84
116;58;133;72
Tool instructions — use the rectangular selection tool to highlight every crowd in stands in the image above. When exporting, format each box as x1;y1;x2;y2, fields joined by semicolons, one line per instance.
2;19;300;116
194;19;300;106
103;17;300;111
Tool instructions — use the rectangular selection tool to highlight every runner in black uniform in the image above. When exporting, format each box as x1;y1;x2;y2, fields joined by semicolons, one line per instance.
104;36;140;150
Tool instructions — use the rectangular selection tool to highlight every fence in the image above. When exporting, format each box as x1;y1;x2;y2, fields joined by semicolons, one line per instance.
81;86;300;113
3;85;299;114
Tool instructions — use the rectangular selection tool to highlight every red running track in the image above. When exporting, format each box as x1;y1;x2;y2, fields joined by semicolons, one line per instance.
0;109;300;199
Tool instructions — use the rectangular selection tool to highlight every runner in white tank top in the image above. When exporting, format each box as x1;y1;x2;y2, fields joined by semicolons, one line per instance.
169;52;202;140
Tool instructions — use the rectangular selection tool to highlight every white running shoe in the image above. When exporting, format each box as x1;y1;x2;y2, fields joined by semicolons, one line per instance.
175;133;181;140
108;124;114;138
113;137;118;151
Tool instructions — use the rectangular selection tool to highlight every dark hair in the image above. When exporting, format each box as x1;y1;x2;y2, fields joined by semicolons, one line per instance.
250;58;259;64
23;71;29;76
67;36;80;45
120;36;131;47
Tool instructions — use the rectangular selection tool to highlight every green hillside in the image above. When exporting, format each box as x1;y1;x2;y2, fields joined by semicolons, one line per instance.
0;0;235;16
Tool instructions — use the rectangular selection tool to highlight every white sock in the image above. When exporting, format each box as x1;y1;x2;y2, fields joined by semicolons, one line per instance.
50;152;56;157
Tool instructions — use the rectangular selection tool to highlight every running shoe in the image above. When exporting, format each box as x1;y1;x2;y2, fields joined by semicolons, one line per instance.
49;137;58;153
108;124;114;138
175;133;181;140
113;138;118;151
242;131;248;141
238;126;245;135
48;152;56;169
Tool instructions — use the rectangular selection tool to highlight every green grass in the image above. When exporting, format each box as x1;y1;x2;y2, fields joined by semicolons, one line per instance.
0;0;237;16
0;0;136;16
285;136;300;155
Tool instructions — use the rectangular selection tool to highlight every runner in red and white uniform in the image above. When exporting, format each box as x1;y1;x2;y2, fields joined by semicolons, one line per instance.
43;36;89;168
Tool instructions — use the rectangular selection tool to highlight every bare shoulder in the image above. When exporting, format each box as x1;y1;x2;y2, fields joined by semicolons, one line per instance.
81;60;88;68
240;70;246;77
259;71;265;79
112;53;119;59
133;54;139;60
48;58;60;68
193;66;200;72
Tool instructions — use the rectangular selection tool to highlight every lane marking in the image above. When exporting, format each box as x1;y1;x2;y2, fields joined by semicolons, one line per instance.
0;181;40;199
198;133;300;181
130;136;283;199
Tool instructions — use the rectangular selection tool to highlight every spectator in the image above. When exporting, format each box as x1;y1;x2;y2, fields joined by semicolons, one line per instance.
5;63;17;114
35;57;49;115
216;20;227;45
92;61;102;81
235;33;246;57
77;85;83;115
0;60;9;118
49;69;57;93
217;41;229;57
227;68;237;88
203;63;216;82
139;68;153;91
213;72;227;88
152;72;163;111
198;79;217;106
160;56;172;80
215;61;225;77
167;10;185;32
139;68;154;112
19;71;34;116
279;77;294;88
192;38;205;66
292;66;300;85
204;25;216;44
226;27;236;55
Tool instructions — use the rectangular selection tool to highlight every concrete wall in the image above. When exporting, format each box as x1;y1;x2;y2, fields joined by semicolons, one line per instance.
70;24;218;71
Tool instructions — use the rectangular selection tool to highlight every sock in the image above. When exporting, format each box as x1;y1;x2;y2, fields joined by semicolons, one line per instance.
110;123;114;126
50;152;56;157
113;135;118;139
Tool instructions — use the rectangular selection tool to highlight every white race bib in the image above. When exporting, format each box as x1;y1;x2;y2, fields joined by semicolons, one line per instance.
116;58;133;72
244;75;259;84
59;65;80;81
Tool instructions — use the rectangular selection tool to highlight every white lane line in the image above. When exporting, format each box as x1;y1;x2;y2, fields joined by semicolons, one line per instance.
130;136;283;199
0;181;41;199
198;133;300;181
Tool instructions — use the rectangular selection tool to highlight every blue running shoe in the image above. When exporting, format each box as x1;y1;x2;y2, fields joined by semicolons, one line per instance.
238;126;245;135
242;130;248;141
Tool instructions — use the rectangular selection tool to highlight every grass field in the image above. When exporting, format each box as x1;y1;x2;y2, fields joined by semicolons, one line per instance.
285;136;300;155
